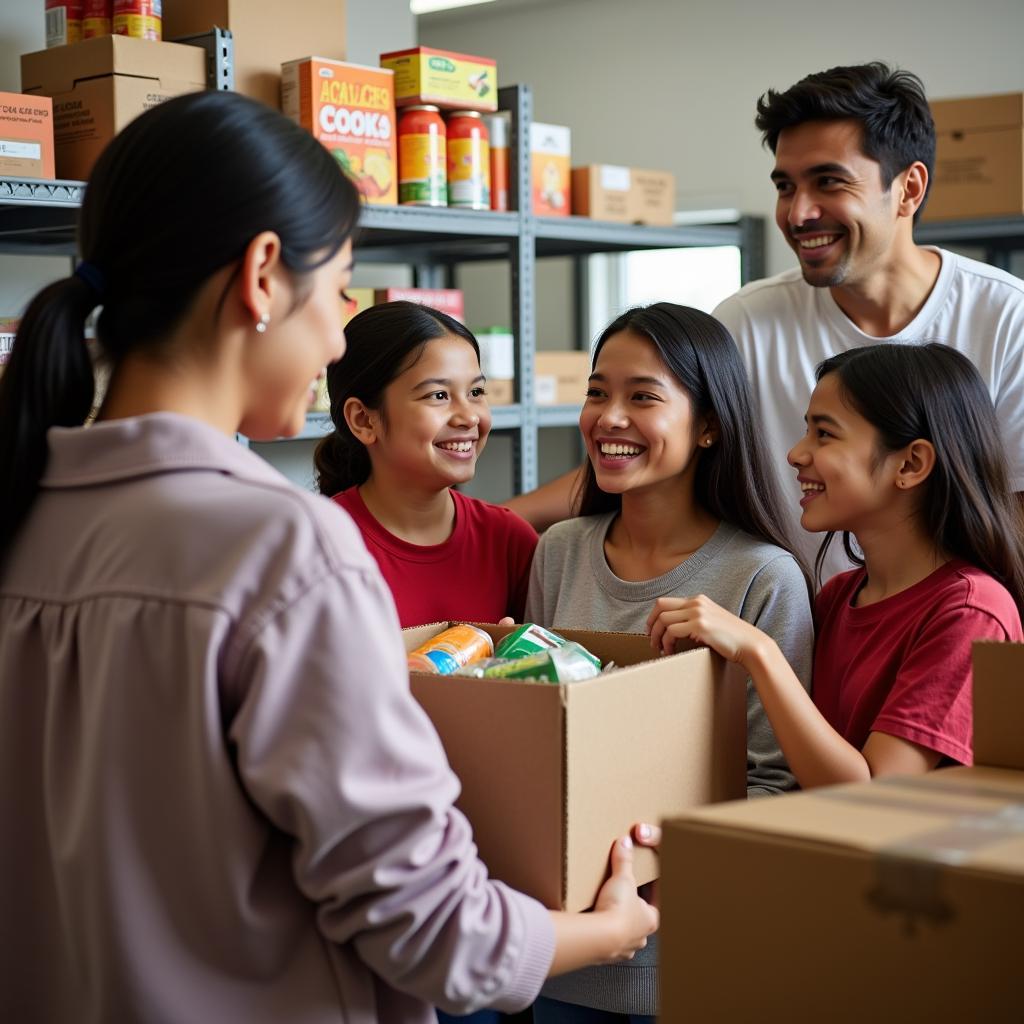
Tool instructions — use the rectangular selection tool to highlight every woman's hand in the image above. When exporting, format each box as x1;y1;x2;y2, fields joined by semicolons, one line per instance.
592;836;659;962
646;595;765;667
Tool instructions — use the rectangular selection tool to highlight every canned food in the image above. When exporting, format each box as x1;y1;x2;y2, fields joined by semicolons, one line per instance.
45;1;83;47
407;624;494;675
83;0;112;38
398;105;446;207
487;113;510;211
446;110;490;211
113;0;161;40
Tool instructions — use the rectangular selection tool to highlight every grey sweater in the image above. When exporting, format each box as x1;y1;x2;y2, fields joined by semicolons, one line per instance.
526;514;814;1015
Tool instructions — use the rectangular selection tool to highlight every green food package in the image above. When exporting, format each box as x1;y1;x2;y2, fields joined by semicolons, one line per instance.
494;623;601;670
482;642;602;682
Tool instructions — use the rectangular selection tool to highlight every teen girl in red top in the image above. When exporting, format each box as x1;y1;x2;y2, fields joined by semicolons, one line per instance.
648;343;1024;786
315;301;536;628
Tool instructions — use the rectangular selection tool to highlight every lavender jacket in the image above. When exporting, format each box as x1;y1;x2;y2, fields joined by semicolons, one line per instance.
0;413;553;1023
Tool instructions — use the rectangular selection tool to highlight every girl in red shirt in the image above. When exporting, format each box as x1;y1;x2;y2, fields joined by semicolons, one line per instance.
314;301;537;629
648;342;1024;787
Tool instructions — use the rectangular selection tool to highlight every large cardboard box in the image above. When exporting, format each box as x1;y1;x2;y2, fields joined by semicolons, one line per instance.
21;36;206;182
660;641;1024;1022
534;350;591;406
571;165;676;226
162;0;346;111
0;93;54;180
404;622;748;912
926;92;1024;221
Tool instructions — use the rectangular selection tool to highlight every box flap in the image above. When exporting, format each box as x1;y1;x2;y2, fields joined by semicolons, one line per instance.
667;766;1024;881
22;36;207;95
930;93;1024;133
973;641;1024;771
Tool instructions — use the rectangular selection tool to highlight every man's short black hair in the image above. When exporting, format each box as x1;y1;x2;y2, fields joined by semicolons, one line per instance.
755;62;936;220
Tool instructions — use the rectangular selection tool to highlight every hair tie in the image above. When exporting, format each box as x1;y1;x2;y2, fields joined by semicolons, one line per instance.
75;261;106;299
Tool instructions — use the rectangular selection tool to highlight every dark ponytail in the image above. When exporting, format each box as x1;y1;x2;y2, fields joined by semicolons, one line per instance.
814;343;1024;611
315;301;480;496
0;89;360;562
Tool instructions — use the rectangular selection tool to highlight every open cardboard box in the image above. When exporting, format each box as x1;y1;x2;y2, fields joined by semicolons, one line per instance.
659;640;1024;1021
403;622;747;912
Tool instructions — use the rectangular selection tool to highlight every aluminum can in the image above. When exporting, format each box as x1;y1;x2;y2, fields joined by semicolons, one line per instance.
398;105;446;207
446;110;490;210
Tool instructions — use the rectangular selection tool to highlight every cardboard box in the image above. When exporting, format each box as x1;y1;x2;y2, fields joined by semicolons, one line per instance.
485;378;514;405
282;57;396;206
380;46;497;113
926;92;1024;220
571;165;676;226
404;622;747;911
534;350;591;406
0;318;18;376
162;0;346;111
373;287;464;322
531;122;571;216
0;93;55;180
660;640;1024;1022
21;35;206;181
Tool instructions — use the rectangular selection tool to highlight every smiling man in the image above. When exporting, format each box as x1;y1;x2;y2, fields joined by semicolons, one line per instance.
715;62;1024;582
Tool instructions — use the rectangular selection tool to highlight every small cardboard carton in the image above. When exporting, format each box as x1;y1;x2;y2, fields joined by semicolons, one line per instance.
373;287;464;322
162;0;346;111
21;35;207;182
534;350;591;406
403;622;748;912
926;92;1024;220
0;318;18;380
282;57;397;206
531;122;571;217
380;46;497;113
0;93;54;180
485;378;514;405
659;640;1024;1022
571;165;676;226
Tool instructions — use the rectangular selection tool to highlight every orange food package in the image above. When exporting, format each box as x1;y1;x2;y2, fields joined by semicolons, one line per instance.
281;56;397;206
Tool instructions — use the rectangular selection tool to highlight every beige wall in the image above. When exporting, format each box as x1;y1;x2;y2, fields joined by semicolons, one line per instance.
421;0;1024;276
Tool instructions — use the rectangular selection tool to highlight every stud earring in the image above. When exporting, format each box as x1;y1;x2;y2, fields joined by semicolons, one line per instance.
702;437;713;447
255;312;270;334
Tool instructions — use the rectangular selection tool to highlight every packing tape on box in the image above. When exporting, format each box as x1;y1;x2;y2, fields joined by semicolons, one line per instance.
818;787;1024;934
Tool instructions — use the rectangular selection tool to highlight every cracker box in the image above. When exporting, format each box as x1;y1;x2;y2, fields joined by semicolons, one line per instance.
659;641;1024;1022
926;92;1024;220
281;57;397;206
404;622;748;911
380;46;497;113
373;287;464;322
21;35;206;182
531;122;571;217
0;93;55;180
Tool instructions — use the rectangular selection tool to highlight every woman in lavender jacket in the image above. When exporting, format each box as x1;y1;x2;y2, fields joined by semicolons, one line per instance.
0;91;656;1024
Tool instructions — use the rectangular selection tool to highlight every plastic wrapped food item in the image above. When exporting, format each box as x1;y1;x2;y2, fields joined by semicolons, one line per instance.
495;623;601;671
480;642;601;683
451;657;515;678
407;624;493;674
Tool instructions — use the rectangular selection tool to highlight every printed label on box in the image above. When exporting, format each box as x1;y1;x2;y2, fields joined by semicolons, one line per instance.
599;165;630;191
535;375;557;405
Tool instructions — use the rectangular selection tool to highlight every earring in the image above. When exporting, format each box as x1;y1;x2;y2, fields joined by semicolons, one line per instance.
702;437;713;447
255;312;270;334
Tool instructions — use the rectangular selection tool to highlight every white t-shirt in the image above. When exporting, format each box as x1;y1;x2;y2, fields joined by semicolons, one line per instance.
714;247;1024;582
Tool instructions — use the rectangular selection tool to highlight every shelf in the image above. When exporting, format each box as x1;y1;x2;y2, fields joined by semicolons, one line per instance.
0;176;85;254
534;216;746;257
915;214;1024;245
537;404;583;428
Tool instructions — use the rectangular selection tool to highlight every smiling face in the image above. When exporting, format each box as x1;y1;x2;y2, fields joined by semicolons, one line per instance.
369;333;491;491
240;240;352;440
579;330;711;500
787;370;903;534
771;119;905;290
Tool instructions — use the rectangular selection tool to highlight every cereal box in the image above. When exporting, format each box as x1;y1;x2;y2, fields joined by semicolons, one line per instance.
531;123;571;217
380;46;497;113
282;57;397;205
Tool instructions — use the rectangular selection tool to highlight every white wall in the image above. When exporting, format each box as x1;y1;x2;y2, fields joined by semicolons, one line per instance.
421;0;1024;276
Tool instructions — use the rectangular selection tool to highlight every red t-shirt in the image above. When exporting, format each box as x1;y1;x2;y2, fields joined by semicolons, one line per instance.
333;487;538;629
813;559;1022;765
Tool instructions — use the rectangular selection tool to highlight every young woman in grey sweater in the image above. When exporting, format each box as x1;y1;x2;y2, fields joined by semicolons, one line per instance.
526;303;814;1023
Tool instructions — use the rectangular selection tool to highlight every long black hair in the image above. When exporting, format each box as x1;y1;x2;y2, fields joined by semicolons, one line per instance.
754;62;935;221
0;90;360;564
314;300;481;496
814;343;1024;610
576;302;804;572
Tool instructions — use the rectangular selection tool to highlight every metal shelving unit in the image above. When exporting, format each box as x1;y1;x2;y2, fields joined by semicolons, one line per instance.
0;80;767;492
914;215;1024;272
